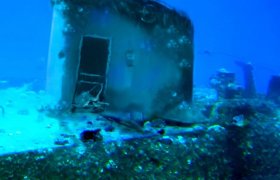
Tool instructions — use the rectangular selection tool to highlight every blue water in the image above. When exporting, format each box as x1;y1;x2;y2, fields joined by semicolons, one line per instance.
0;1;280;178
0;0;279;92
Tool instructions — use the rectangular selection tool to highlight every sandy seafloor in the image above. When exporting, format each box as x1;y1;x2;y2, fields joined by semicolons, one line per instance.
1;85;280;179
0;85;205;156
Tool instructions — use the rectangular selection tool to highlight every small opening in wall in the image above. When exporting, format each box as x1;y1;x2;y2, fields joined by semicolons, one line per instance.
72;36;110;112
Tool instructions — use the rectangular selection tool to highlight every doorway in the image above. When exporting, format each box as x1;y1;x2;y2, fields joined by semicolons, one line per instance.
72;36;110;111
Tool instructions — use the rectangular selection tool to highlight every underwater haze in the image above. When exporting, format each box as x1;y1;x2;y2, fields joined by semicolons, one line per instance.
1;0;280;179
0;0;280;92
0;1;52;90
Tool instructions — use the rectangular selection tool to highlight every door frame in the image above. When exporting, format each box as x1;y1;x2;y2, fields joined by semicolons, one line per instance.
72;35;112;110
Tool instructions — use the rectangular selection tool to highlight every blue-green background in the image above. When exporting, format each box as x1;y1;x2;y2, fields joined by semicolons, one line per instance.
0;0;279;93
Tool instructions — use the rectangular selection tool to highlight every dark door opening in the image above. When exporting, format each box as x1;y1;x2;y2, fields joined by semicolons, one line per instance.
72;36;110;112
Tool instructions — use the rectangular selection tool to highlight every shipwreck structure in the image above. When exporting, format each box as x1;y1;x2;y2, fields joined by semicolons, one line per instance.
47;0;194;119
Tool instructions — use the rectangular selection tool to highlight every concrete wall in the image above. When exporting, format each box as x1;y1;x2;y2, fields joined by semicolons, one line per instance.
84;9;181;115
46;7;68;105
47;1;193;118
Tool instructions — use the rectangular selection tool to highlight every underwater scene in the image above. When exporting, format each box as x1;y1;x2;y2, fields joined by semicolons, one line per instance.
1;0;280;179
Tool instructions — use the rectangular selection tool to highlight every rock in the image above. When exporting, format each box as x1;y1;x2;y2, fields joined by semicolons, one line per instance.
232;115;248;127
158;136;173;145
54;138;69;146
104;125;115;132
80;129;103;142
